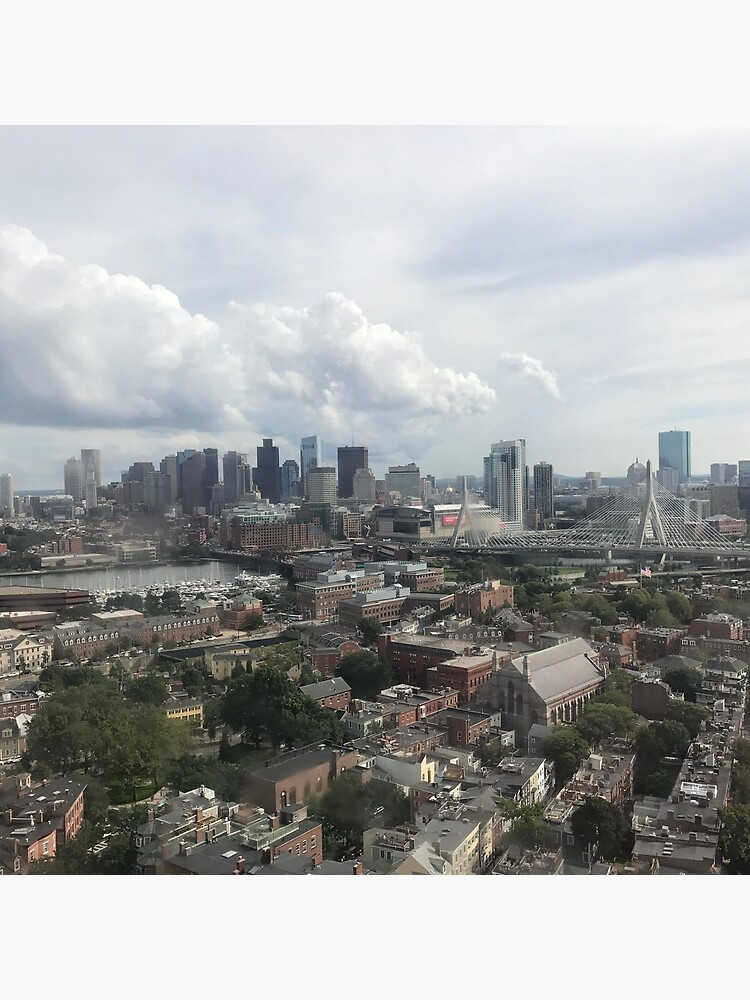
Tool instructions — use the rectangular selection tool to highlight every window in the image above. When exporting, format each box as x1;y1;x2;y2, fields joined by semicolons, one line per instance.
43;842;49;856
302;841;307;854
311;835;317;849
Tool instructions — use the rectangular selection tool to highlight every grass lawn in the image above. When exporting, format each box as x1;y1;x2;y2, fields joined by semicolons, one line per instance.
108;777;161;806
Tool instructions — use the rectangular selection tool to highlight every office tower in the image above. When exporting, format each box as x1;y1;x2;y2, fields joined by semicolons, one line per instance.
483;439;526;529
337;445;368;499
80;449;101;488
160;454;180;502
738;461;750;487
203;448;219;490
144;471;173;511
300;435;322;496
281;459;300;500
64;456;84;503
711;463;737;485
176;449;198;499
657;466;680;494
127;461;154;483
307;466;337;503
658;429;691;483
353;468;376;502
181;451;208;512
533;461;554;518
0;473;13;516
223;451;248;504
253;438;282;503
84;463;98;510
385;463;421;500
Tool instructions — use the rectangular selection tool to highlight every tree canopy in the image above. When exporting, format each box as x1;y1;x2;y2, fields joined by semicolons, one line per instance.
544;726;590;788
570;797;631;862
662;666;702;703
335;651;393;701
719;804;750;874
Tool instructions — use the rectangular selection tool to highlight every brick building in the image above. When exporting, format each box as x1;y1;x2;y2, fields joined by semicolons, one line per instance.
0;683;42;721
244;743;359;813
426;652;494;703
688;613;743;641
636;627;689;662
296;570;383;621
299;677;352;712
454;581;514;619
380;634;472;687
52;622;122;660
123;612;221;648
337;587;409;630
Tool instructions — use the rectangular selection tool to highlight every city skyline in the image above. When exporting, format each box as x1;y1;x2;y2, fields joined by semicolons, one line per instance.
4;128;750;485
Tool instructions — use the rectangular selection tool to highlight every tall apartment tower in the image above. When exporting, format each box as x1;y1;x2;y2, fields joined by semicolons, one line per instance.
658;429;691;483
307;466;337;504
0;473;13;516
337;445;368;499
64;457;85;503
533;461;554;518
80;449;101;488
483;439;526;530
253;438;282;503
300;435;322;496
384;463;421;501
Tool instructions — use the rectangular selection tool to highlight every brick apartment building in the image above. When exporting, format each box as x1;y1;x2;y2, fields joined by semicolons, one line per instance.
220;518;324;552
426;651;494;702
0;684;42;721
299;677;352;712
52;623;123;660
635;627;689;662
432;706;493;747
123;612;221;648
379;634;472;687
296;570;383;621
454;581;515;619
245;743;359;813
0;777;86;872
688;613;744;641
337;587;409;630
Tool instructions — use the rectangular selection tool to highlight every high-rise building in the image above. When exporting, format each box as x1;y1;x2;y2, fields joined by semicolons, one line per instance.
300;435;322;496
307;466;337;504
144;471;173;511
281;459;300;500
203;448;220;491
64;457;84;503
483;440;526;529
223;451;249;504
657;466;680;494
253;438;282;503
738;460;750;488
0;473;13;516
337;446;368;499
160;455;180;502
711;463;737;485
658;429;691;483
181;451;208;513
533;461;554;518
84;463;98;510
353;467;377;503
384;463;421;501
80;449;101;488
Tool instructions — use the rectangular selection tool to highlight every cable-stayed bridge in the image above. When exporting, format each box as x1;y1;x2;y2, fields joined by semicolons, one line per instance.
412;464;748;560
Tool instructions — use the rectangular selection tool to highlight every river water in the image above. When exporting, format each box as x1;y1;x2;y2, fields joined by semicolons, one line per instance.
0;559;282;594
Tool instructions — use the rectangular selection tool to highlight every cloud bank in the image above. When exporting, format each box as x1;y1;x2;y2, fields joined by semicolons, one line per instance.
500;351;561;399
0;225;495;460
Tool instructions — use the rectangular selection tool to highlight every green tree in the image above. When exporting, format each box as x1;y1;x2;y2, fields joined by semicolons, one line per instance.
665;701;711;738
663;666;702;703
646;608;678;628
124;673;168;706
602;669;636;696
358;619;382;644
544;727;590;788
570;797;631;862
336;651;393;700
665;591;692;624
573;702;636;744
499;799;549;850
634;719;690;794
308;770;374;858
719;804;750;874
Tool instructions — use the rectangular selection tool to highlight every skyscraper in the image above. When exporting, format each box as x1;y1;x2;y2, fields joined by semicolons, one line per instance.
658;429;691;483
384;463;421;500
307;466;337;503
64;457;84;503
203;448;220;492
160;454;180;502
483;439;526;529
223;451;249;504
281;459;300;500
300;435;321;496
0;473;13;516
353;467;377;502
253;438;282;503
533;461;554;518
181;451;208;513
84;462;98;510
337;445;368;499
80;449;101;488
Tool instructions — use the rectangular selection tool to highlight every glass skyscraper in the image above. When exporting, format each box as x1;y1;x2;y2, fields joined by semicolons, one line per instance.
658;430;691;483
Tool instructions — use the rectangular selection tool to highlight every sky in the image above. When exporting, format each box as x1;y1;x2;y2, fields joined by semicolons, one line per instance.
2;125;750;488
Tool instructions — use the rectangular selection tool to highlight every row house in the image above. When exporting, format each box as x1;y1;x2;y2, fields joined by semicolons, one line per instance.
52;622;121;660
299;677;352;712
0;683;43;720
124;612;221;647
0;714;30;763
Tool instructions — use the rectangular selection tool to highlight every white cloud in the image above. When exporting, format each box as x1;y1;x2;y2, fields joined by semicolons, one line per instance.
0;226;495;468
499;352;561;399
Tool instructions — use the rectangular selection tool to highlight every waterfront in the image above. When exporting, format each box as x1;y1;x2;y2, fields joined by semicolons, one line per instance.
0;559;279;593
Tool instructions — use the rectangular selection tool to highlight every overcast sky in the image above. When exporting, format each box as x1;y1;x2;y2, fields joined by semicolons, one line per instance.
2;125;750;489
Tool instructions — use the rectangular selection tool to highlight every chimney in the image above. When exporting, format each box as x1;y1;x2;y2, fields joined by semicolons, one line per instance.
270;814;280;831
235;855;245;874
262;848;274;865
352;861;363;875
523;655;529;678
